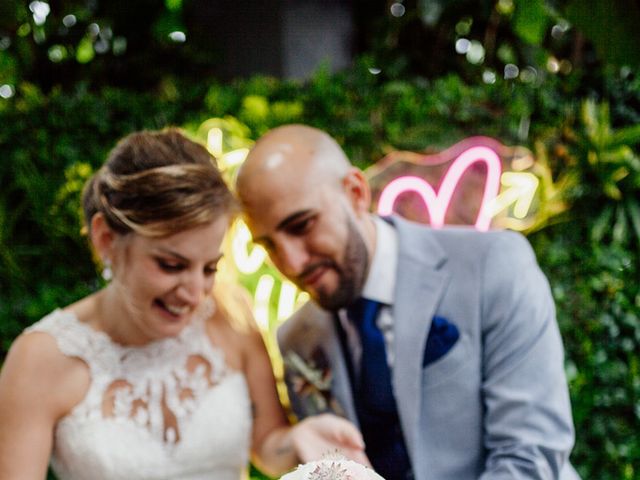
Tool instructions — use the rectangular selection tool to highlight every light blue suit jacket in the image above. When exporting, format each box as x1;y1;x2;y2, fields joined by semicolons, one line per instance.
278;216;580;479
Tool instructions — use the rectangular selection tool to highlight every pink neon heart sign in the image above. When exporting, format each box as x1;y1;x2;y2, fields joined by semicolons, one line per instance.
376;146;502;231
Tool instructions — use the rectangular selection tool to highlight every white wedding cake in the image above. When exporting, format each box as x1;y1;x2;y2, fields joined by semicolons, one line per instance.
280;456;385;480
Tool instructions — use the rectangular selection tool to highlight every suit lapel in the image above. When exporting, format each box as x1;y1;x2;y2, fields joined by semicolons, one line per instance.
390;217;450;460
322;314;359;424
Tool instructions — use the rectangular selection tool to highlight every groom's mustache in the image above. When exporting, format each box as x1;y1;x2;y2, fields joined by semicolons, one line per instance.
297;259;340;285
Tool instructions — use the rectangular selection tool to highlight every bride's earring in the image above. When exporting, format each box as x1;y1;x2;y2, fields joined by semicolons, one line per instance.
102;259;113;281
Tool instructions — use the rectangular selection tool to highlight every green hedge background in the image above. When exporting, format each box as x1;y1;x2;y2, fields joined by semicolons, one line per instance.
1;1;640;479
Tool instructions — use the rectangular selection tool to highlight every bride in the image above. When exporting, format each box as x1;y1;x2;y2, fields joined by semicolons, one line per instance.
0;128;367;480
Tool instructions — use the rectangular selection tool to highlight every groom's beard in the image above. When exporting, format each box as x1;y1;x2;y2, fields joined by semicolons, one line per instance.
309;217;369;312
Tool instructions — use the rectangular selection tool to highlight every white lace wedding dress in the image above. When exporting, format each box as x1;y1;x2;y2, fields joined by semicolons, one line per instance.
25;301;252;480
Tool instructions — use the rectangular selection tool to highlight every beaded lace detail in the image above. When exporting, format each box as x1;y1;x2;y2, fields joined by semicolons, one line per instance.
26;298;252;480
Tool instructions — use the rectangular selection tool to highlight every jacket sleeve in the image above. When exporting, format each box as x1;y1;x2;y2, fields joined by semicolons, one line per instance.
277;305;346;421
478;231;578;479
277;313;312;421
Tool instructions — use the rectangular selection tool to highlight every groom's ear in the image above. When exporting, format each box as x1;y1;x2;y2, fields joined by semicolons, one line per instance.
342;168;371;216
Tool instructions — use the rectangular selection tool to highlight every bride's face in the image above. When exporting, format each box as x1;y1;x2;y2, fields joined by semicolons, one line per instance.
107;217;227;344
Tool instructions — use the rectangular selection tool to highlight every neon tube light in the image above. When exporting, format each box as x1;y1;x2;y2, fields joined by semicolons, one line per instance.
377;146;502;231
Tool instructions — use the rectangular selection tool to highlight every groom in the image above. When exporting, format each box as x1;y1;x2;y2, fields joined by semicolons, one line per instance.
236;124;580;479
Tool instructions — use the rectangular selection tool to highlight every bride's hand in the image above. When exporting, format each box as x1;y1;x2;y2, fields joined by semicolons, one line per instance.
289;413;371;467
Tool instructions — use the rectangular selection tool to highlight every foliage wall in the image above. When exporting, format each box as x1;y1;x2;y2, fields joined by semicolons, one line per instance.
1;62;639;479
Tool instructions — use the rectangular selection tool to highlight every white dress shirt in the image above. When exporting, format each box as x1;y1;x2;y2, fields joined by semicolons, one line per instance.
338;216;398;372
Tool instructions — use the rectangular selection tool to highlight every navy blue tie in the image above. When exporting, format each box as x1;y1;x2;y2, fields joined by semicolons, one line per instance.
347;298;413;480
348;298;394;410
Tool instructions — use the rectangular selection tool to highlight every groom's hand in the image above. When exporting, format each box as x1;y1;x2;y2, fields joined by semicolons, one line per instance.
290;413;371;467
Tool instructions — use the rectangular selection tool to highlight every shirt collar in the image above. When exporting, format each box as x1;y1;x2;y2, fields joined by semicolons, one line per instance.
361;216;397;305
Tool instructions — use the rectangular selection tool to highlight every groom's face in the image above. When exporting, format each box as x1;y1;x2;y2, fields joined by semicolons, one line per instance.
241;172;369;311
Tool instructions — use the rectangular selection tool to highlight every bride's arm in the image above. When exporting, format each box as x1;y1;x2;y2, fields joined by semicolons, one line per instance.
243;326;367;477
0;332;85;480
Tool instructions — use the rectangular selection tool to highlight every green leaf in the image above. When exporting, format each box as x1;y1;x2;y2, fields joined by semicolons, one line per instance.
613;204;628;244
610;166;630;183
240;95;269;123
610;124;640;148
513;0;549;45
581;100;600;144
626;198;640;245
591;205;614;242
165;0;182;12
0;52;18;84
603;181;623;201
76;36;95;64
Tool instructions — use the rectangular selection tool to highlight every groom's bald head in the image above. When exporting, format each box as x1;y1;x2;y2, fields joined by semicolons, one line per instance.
235;124;375;310
236;124;351;202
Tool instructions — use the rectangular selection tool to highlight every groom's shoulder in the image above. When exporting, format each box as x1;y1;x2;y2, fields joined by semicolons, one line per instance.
394;215;521;240
393;216;532;257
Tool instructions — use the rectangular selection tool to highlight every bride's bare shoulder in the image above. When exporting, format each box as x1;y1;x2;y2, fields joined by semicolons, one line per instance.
1;321;90;418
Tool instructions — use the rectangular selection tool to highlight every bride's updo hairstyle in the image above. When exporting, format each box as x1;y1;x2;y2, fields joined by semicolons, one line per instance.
82;128;235;238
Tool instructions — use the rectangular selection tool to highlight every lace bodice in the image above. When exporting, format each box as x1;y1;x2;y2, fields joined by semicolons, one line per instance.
25;302;252;480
